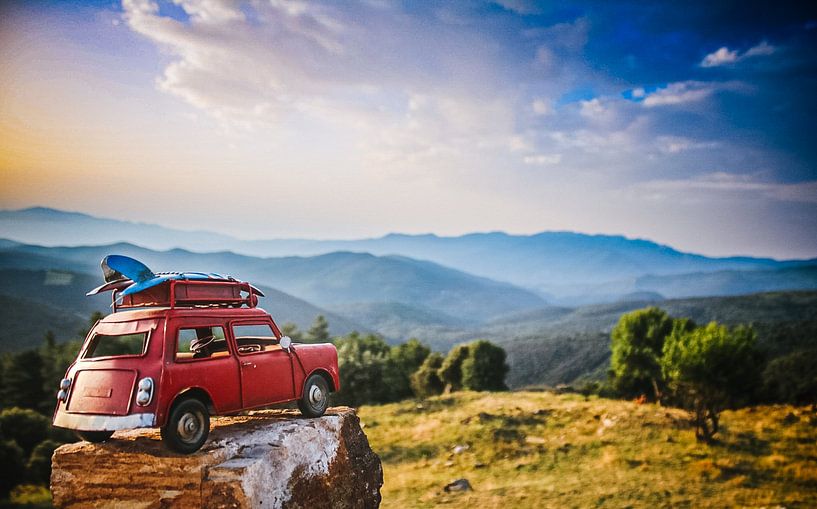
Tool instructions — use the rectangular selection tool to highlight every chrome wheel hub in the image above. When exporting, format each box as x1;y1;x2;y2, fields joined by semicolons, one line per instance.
309;385;324;406
177;412;202;443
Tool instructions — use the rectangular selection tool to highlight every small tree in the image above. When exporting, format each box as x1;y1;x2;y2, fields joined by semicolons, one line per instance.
610;307;677;400
438;343;470;392
0;407;50;455
279;322;304;342
385;339;431;400
306;315;330;343
461;340;508;391
26;439;60;484
762;348;817;407
661;322;761;441
333;333;392;406
0;351;49;411
411;353;445;398
0;440;24;498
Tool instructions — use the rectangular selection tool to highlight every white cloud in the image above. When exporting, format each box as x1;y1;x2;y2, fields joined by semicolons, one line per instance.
642;81;717;107
531;98;553;115
655;136;719;154
700;40;776;67
701;47;738;67
637;172;817;204
523;153;562;165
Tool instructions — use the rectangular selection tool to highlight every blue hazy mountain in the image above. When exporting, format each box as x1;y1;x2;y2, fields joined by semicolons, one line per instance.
0;241;545;325
2;207;816;303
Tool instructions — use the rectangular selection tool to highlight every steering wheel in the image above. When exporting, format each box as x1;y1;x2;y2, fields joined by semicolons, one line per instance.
190;335;215;353
238;344;262;354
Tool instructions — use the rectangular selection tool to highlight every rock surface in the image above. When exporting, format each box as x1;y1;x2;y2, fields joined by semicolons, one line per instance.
51;407;382;508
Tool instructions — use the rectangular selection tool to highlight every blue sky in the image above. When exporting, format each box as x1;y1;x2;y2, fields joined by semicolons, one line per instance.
1;0;816;258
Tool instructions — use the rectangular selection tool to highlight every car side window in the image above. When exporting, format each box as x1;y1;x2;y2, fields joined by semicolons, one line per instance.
232;323;280;355
176;326;229;361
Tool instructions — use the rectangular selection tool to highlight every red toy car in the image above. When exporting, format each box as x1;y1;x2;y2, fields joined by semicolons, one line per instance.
52;256;340;453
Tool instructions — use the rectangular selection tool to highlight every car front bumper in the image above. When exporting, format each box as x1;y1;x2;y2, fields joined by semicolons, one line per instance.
53;411;156;431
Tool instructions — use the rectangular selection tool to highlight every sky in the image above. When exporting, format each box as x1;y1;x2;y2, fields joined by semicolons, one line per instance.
1;0;816;259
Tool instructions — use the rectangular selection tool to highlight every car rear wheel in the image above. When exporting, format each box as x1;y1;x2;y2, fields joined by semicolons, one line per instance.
161;397;210;454
298;374;329;418
76;430;114;443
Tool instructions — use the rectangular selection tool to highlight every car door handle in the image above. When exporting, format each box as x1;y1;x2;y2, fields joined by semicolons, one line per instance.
241;361;256;368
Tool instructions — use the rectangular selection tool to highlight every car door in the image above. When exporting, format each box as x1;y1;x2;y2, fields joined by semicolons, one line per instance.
168;321;243;413
231;322;295;408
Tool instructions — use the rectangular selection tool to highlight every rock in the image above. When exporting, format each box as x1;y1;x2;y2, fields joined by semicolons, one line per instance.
443;479;472;492
51;407;382;509
452;444;469;454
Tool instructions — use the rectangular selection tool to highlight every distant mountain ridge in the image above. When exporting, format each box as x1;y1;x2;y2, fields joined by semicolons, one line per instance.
0;240;545;326
2;207;816;304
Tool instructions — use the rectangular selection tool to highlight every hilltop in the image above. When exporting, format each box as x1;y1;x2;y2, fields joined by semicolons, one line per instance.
358;391;817;508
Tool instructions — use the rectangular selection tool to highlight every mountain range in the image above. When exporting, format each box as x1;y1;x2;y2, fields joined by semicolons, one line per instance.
3;207;816;304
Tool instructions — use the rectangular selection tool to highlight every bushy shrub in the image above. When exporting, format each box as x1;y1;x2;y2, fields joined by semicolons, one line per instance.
411;353;445;398
0;407;50;455
762;348;817;406
461;340;508;391
661;323;761;441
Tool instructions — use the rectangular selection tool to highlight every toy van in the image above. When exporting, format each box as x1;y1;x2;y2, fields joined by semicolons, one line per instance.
52;256;339;453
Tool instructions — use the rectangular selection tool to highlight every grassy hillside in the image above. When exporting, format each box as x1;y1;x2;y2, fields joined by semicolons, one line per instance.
358;391;817;508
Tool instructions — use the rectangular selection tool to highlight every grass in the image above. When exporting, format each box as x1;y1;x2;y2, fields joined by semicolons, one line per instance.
358;391;817;508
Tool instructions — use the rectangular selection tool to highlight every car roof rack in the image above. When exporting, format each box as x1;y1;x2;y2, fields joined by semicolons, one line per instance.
86;255;264;311
113;279;261;312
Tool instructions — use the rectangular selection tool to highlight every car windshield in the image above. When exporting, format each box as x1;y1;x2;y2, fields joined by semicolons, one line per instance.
84;332;148;358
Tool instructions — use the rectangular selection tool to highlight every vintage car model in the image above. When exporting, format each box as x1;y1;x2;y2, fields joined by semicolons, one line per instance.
52;255;340;453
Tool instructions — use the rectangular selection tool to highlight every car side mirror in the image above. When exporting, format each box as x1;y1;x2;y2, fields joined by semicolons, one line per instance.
280;336;292;351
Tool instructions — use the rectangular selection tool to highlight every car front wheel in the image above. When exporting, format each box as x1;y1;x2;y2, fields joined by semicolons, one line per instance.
161;397;210;454
298;374;329;418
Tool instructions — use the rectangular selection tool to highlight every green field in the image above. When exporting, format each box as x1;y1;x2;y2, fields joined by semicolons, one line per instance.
358;391;817;508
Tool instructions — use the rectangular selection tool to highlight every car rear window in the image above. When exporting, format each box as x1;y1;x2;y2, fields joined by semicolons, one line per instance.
84;332;147;358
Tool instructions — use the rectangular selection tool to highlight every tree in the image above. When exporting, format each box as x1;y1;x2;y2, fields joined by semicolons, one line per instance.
762;348;817;406
461;340;509;391
306;315;330;343
610;307;678;400
333;333;393;406
0;440;24;497
26;439;60;484
411;353;445;398
0;350;49;411
280;322;304;342
661;322;762;441
438;343;470;392
0;407;50;455
385;339;431;400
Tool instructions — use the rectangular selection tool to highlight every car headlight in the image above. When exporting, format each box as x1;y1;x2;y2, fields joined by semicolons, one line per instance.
135;377;154;406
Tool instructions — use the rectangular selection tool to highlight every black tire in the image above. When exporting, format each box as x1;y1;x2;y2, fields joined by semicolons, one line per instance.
161;398;210;454
76;430;114;443
298;374;330;418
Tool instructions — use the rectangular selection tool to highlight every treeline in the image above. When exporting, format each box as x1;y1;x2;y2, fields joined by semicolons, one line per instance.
605;307;817;441
281;316;510;405
0;315;95;499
